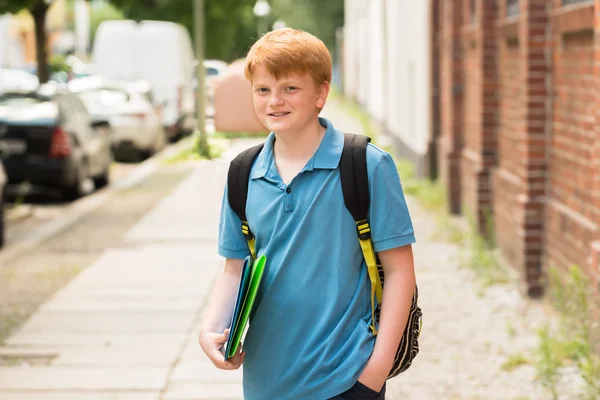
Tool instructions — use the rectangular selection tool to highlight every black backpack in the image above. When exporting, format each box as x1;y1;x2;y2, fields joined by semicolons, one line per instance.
226;132;422;378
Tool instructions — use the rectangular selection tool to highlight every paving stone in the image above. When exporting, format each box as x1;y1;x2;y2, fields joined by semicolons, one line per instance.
162;382;243;400
40;298;201;314
5;333;187;349
0;391;159;400
51;346;179;366
16;314;194;335
170;360;243;383
0;366;168;390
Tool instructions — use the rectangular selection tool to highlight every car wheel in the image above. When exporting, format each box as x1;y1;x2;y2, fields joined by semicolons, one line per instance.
93;166;110;189
63;161;89;200
0;197;5;249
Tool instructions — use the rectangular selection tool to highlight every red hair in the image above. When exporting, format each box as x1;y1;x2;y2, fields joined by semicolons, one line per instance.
244;28;332;84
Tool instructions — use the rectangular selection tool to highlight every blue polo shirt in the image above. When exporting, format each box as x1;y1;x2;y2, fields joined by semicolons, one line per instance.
218;118;415;400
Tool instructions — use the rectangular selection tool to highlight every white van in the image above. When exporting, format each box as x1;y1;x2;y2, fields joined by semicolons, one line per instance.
91;20;196;140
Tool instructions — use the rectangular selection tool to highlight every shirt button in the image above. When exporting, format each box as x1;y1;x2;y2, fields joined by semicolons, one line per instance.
286;187;291;193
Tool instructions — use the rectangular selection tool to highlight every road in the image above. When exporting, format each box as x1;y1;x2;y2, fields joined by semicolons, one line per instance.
4;161;139;247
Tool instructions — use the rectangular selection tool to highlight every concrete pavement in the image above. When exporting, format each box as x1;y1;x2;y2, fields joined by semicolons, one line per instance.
0;140;249;399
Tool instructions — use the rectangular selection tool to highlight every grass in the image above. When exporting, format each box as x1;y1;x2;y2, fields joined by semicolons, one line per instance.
211;130;269;139
534;266;600;400
501;353;531;372
163;133;226;164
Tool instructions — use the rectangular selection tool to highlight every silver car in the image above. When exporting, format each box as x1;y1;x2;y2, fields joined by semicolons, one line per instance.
69;77;166;161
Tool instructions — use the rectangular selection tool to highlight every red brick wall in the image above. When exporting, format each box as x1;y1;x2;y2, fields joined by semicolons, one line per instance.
493;0;549;296
437;0;464;215
461;0;498;232
430;0;441;180
494;7;523;282
433;0;600;295
546;2;597;284
594;0;600;294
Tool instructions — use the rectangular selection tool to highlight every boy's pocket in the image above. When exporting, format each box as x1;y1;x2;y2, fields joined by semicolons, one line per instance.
331;381;385;400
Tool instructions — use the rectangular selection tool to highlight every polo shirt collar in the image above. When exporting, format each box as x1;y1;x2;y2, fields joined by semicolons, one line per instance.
250;117;344;180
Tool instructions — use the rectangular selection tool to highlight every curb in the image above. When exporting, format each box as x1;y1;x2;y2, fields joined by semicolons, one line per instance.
0;137;198;267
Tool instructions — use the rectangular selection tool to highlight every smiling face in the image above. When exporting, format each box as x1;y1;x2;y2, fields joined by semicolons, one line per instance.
251;64;329;137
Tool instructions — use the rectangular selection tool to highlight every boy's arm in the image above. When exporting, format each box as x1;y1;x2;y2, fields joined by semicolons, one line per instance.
358;244;416;391
198;257;246;370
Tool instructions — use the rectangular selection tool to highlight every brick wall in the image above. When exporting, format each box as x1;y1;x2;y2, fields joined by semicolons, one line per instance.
432;0;600;295
437;0;464;215
493;0;549;296
494;1;524;289
461;0;498;233
546;0;598;287
594;0;600;295
429;0;441;180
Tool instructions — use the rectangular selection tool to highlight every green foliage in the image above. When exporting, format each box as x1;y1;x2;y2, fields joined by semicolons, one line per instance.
211;130;269;139
108;0;259;62
0;0;54;82
90;1;125;45
501;353;530;372
204;0;259;61
460;210;509;287
270;0;344;59
48;54;70;73
163;133;225;164
536;326;563;400
535;266;600;400
0;0;46;14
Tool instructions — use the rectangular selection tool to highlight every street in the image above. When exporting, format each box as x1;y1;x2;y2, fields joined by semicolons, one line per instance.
4;161;139;246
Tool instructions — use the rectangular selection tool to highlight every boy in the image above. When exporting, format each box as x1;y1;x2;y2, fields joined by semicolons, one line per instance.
199;28;416;400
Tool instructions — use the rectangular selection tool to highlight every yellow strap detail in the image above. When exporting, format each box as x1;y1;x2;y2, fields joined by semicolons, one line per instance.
358;233;383;336
248;237;257;259
241;221;257;259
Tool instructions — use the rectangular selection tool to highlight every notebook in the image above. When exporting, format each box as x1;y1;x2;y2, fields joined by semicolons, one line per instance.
224;254;267;360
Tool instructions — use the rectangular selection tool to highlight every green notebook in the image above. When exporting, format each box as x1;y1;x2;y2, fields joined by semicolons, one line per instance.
224;254;267;360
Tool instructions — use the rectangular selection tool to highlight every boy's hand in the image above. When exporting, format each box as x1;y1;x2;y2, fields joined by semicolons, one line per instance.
357;359;387;393
198;328;245;370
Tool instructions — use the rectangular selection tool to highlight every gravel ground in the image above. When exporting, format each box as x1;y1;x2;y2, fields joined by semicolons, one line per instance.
385;196;582;400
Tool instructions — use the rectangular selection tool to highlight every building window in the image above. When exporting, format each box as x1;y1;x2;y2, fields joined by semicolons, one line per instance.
507;0;519;16
470;0;477;24
562;0;592;5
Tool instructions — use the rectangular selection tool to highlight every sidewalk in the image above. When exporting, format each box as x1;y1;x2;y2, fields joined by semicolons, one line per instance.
0;140;250;399
0;100;555;400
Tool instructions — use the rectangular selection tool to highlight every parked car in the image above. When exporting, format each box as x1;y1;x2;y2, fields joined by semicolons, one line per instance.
0;68;39;94
91;20;197;140
0;91;112;200
69;76;166;161
0;161;6;248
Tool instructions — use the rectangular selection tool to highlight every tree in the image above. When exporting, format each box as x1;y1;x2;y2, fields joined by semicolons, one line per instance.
89;1;125;45
0;0;55;83
108;0;259;62
270;0;344;59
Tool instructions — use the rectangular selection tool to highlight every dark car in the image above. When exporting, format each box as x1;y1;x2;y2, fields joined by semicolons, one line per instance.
0;91;112;199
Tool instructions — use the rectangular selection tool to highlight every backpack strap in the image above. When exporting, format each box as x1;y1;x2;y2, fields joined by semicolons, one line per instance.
339;133;383;335
226;143;264;259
